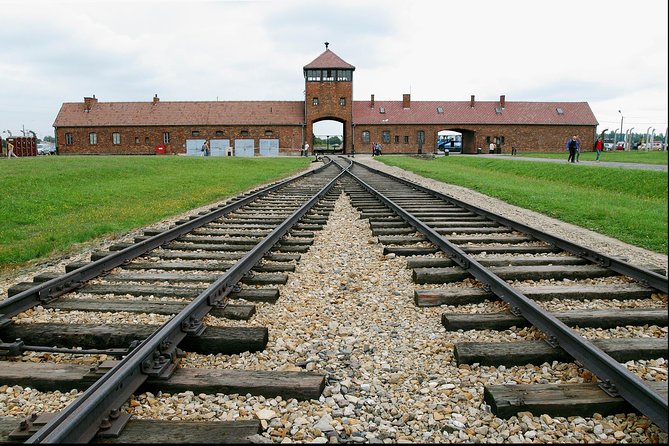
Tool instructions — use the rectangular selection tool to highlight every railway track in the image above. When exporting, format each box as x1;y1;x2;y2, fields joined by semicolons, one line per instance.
0;156;666;443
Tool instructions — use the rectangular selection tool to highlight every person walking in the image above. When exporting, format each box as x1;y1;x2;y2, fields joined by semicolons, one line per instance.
7;140;18;158
566;135;580;163
594;136;603;161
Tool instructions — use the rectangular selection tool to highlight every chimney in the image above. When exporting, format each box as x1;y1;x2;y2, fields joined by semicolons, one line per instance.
500;95;506;109
470;95;475;108
83;95;98;111
403;93;411;109
370;94;375;108
153;94;160;104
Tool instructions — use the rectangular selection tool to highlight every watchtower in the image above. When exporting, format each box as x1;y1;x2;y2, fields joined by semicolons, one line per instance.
303;42;355;153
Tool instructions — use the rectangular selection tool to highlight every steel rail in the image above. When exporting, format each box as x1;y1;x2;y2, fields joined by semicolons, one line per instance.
0;161;331;328
26;165;345;443
344;165;668;433
350;160;668;293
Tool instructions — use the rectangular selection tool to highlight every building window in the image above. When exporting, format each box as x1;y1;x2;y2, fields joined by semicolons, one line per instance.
89;132;97;145
437;106;444;114
379;107;385;114
163;132;170;144
323;69;334;81
362;131;370;143
135;137;140;144
394;135;399;144
404;136;409;144
215;130;224;136
112;132;121;145
265;130;273;136
306;70;321;81
145;137;150;145
312;97;319;106
65;133;73;145
339;97;346;106
382;131;390;143
192;130;200;137
240;130;249;136
336;70;352;81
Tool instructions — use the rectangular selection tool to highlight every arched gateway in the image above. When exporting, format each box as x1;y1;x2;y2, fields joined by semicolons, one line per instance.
54;44;597;156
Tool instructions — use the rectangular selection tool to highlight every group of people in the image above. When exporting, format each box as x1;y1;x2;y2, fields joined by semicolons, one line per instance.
566;135;605;163
371;142;382;156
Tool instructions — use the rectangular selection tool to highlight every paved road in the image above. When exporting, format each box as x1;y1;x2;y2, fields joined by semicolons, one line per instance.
457;153;668;172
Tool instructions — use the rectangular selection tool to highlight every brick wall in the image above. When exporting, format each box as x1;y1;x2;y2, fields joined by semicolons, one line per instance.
352;124;596;155
305;80;353;152
56;125;305;155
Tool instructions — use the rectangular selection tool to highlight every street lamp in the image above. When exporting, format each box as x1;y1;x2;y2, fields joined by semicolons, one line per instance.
326;135;330;151
618;110;624;136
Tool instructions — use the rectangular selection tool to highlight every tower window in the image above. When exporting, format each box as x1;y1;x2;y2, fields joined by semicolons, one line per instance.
313;97;319;106
339;97;346;106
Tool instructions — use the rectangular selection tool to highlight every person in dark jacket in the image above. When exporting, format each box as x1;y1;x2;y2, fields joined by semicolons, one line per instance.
566;135;580;163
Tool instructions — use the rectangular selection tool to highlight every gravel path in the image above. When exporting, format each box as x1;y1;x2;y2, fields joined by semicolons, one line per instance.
0;159;667;443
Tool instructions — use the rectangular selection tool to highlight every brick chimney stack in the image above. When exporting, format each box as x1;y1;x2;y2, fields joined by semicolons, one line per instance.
470;95;475;107
84;95;98;111
153;94;160;104
500;95;506;109
403;94;411;109
370;94;375;108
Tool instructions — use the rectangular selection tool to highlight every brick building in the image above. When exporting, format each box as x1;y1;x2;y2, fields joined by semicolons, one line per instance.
53;43;598;156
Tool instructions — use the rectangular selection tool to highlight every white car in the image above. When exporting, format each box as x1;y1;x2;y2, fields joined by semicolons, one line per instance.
603;142;613;150
37;144;56;155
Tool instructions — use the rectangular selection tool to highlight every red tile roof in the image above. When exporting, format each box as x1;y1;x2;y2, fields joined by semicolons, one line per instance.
303;49;355;70
53;101;306;127
54;98;598;128
352;100;598;126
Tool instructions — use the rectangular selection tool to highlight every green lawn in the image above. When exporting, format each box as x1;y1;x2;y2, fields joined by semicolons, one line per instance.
515;150;668;165
377;155;668;254
0;156;310;271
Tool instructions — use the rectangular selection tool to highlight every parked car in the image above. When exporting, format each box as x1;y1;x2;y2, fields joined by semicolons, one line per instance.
603;142;613;150
36;144;56;155
615;141;625;150
437;139;461;151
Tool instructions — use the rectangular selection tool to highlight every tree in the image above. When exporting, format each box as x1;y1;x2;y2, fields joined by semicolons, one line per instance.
43;136;55;143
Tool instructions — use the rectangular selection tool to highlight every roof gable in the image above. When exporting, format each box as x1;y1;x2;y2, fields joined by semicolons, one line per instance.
304;48;355;70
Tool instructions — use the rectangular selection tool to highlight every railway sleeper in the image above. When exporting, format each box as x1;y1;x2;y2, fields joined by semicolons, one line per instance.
0;416;262;444
32;271;289;286
65;261;295;274
442;308;668;331
413;264;622;284
454;337;668;366
9;282;280;303
414;283;657;306
407;254;589;269
484;381;668;420
0;323;269;355
0;361;325;401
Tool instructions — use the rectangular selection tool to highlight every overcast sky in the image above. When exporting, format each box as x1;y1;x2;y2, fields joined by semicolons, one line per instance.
1;0;667;140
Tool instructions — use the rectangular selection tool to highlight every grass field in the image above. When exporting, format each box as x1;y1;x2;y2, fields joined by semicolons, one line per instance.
515;150;668;164
0;156;310;271
377;155;668;254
